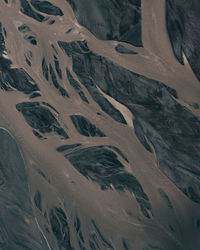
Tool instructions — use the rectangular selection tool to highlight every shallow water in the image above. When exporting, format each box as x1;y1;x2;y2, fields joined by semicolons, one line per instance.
0;0;200;249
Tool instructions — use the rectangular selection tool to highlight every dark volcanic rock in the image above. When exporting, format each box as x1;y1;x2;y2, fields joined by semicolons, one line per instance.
115;44;137;54
107;146;129;163
32;129;46;139
66;67;82;90
158;188;173;209
61;40;200;204
24;34;37;45
78;90;89;103
0;23;12;72
0;57;12;72
42;58;49;80
65;146;153;218
49;64;59;89
0;1;199;248
133;118;152;152
59;41;127;124
90;219;114;250
54;55;62;79
70;115;106;137
0;22;6;54
48;19;55;25
30;0;63;16
166;0;200;81
66;67;89;103
0;68;39;93
30;92;41;99
166;0;184;65
16;102;69;139
49;207;73;249
0;128;49;249
73;215;86;249
66;0;142;46
25;55;31;66
49;63;69;97
58;40;90;57
20;0;45;22
34;191;42;212
197;219;200;232
18;24;31;33
16;102;57;132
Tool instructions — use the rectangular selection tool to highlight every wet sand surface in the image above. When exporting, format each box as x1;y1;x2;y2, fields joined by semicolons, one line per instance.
0;0;200;249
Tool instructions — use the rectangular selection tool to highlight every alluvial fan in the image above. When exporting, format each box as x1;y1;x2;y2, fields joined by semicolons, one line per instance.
0;0;200;249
